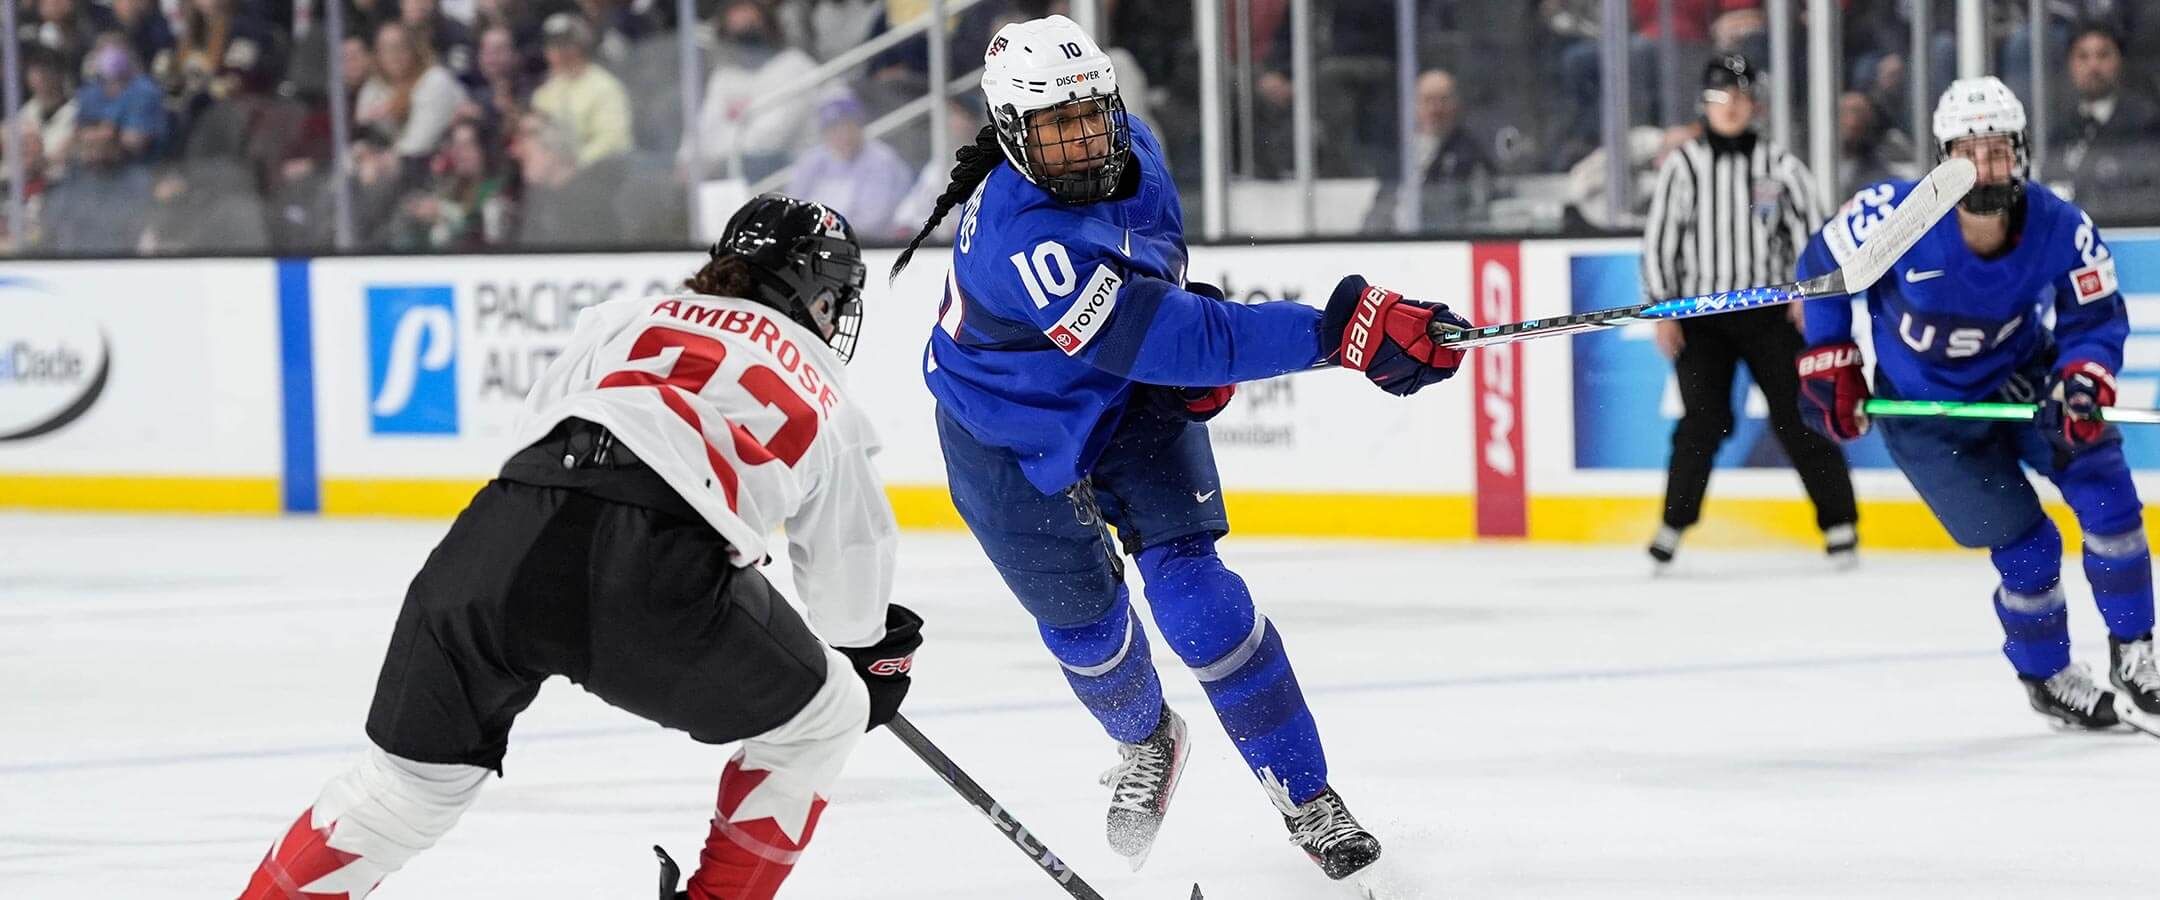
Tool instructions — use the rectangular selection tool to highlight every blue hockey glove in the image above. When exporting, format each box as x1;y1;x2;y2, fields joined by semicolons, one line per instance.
1320;275;1470;397
2038;360;2118;453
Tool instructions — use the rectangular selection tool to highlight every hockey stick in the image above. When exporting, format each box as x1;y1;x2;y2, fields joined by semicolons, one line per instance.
888;714;1170;900
1863;399;2160;425
1432;156;1978;350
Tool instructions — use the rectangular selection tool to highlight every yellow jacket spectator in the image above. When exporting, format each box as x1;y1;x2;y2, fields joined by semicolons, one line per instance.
530;12;630;168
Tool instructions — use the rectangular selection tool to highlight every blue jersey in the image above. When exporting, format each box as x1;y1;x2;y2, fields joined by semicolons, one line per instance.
924;117;1325;494
1796;179;2128;401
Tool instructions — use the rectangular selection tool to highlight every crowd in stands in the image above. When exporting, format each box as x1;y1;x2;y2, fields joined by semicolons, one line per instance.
3;0;2160;254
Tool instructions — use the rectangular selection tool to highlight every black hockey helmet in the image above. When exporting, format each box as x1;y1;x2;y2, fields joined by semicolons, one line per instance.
1703;53;1757;96
713;193;867;362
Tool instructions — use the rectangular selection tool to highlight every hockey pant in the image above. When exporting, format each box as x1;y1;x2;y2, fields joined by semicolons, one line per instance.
1881;412;2153;680
938;404;1331;804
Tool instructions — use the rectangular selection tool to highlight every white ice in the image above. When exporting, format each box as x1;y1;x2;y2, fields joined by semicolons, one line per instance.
4;512;2157;900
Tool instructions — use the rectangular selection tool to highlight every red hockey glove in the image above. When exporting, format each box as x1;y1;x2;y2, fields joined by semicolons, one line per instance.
1321;274;1470;397
2039;360;2118;453
1796;342;1872;441
1136;383;1235;422
835;604;923;731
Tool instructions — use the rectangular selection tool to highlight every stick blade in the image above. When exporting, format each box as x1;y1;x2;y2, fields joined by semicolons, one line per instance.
1833;156;1976;294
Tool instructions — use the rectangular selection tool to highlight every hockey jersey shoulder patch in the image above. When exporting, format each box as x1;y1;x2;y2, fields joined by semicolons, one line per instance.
1047;264;1124;355
2071;256;2119;305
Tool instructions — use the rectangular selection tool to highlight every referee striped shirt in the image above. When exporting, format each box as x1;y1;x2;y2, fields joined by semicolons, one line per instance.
1641;133;1825;303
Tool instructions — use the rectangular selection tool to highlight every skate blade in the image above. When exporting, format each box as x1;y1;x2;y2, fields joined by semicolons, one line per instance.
2112;697;2160;741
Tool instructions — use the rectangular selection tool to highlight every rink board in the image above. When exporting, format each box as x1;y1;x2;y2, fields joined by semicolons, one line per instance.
7;237;2160;547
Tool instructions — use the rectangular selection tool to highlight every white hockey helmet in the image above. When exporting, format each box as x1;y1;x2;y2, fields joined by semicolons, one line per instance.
980;15;1131;203
1932;76;2027;213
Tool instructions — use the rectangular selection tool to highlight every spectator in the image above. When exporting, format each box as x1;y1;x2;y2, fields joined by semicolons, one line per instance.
111;0;177;84
391;119;512;249
402;0;479;84
806;0;883;62
2056;22;2158;179
344;0;399;45
10;45;78;184
461;24;534;141
1836;90;1913;196
39;121;152;254
341;33;378;112
1564;122;1698;229
682;0;819;181
28;0;116;77
475;0;548;76
139;160;271;254
576;0;660;68
1362;69;1497;233
350;125;416;246
357;20;467;159
530;12;632;168
783;90;916;240
2059;21;2160;222
890;95;984;241
509;112;623;245
171;0;283;111
75;34;169;166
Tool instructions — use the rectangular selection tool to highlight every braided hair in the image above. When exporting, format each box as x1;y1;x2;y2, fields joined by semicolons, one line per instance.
890;124;1005;280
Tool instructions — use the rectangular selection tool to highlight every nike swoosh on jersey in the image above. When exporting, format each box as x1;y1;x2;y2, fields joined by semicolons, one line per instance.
1120;229;1132;257
1194;490;1217;502
1904;269;1946;283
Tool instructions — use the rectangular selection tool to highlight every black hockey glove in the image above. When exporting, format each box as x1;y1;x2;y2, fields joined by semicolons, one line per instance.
836;604;923;731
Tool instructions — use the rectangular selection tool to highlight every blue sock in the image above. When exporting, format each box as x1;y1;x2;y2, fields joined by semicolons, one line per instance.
1138;535;1328;804
1991;519;2070;679
2083;526;2155;641
1038;587;1165;744
1994;585;2071;679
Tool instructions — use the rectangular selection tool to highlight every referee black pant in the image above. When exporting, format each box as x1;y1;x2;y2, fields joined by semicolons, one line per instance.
1662;306;1858;532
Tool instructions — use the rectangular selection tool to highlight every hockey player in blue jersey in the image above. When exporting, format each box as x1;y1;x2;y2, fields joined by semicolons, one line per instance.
887;14;1471;885
1794;76;2160;729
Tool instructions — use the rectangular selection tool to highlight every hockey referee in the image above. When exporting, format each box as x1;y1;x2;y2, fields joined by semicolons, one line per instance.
1641;54;1858;570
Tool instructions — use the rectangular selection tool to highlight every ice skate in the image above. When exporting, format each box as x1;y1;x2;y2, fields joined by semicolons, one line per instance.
1262;771;1382;882
1824;523;1858;570
2022;662;2122;730
1647;525;1682;573
2110;634;2160;715
1101;706;1189;870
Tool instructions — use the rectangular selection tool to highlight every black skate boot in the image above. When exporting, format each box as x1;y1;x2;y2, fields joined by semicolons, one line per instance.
653;845;686;899
1100;706;1189;870
1263;772;1382;881
2022;662;2122;729
2109;633;2160;715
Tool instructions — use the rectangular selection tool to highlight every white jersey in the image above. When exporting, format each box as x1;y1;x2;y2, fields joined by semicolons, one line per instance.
515;292;896;648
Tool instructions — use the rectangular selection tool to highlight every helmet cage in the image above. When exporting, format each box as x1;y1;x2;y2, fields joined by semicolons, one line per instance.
715;198;868;362
1938;131;2027;215
991;91;1131;204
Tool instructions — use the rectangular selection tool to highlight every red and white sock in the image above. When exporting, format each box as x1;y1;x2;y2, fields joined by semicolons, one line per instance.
685;753;830;900
237;748;487;900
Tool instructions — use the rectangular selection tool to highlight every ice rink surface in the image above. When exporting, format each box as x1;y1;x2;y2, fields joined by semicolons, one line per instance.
5;512;2158;899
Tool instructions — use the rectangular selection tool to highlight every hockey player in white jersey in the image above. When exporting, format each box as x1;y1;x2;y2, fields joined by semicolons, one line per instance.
237;194;916;900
